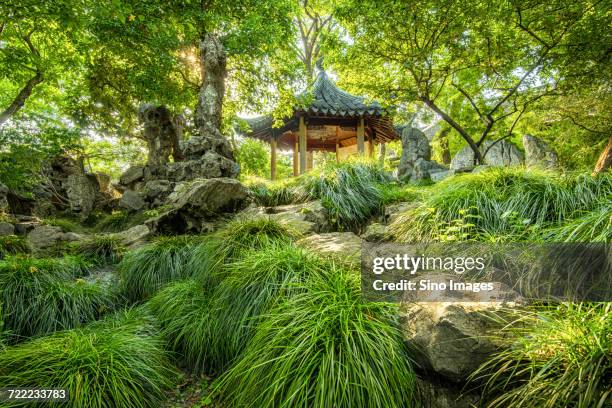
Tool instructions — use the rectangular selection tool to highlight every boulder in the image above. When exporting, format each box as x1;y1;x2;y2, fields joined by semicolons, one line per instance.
120;165;146;186
112;224;151;248
0;222;15;236
523;134;558;169
141;179;175;204
361;222;388;242
297;232;362;265
119;190;147;212
384;201;417;225
268;200;331;232
146;178;248;234
399;302;510;382
27;225;65;250
451;140;523;172
398;126;448;181
64;174;99;219
268;212;317;236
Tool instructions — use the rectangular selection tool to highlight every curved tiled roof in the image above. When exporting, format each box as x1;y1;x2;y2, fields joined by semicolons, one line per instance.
240;70;398;144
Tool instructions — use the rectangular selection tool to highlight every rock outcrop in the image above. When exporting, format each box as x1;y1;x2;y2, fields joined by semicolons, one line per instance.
451;140;523;172
523;134;558;169
145;178;248;234
26;225;83;251
398;127;449;182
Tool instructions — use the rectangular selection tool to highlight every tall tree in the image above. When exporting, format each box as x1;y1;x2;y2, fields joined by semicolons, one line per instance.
334;0;611;165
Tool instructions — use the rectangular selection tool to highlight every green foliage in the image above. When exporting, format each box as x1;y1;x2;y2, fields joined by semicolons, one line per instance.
213;268;418;408
544;201;612;242
236;138;270;178
304;161;390;229
472;303;611;408
390;168;612;242
0;235;30;259
0;255;117;341
42;217;84;233
0;309;179;408
376;182;423;204
118;235;203;302
69;234;126;265
248;178;309;207
94;211;150;233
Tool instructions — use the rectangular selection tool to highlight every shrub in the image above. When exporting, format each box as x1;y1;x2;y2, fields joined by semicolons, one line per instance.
390;168;612;242
0;235;29;259
0;255;116;341
472;303;611;408
69;234;125;264
118;235;202;302
213;268;419;408
0;309;178;408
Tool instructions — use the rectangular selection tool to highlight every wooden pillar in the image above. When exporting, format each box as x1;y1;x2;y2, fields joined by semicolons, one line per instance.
299;116;307;174
270;137;277;181
293;136;299;177
307;151;314;170
335;126;340;162
357;117;365;155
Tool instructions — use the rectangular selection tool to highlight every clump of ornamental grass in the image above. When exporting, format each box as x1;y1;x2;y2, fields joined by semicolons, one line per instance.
0;255;117;341
151;243;327;374
118;235;203;302
42;217;84;233
471;303;611;408
213;268;419;408
390;168;612;242
0;308;179;408
0;235;29;259
189;217;297;282
304;161;390;230
69;234;126;264
544;201;611;242
248;179;309;207
376;182;423;204
94;211;149;233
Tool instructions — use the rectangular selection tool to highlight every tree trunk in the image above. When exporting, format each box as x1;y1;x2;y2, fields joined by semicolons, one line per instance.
593;135;612;175
195;33;226;138
421;96;484;164
0;71;44;127
437;128;452;165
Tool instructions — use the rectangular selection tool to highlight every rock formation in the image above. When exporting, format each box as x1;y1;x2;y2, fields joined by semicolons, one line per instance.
523;134;558;169
138;104;184;166
397;126;449;182
451;140;523;172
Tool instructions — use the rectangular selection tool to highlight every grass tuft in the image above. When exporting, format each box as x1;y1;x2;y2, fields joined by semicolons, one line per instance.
0;235;30;259
0;308;179;408
68;234;126;264
118;235;202;302
213;268;419;408
390;168;612;242
471;303;611;408
0;255;116;341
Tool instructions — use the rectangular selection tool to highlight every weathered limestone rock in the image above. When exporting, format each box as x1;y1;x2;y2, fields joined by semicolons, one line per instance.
146;178;248;234
523;134;558;169
65;174;99;219
268;200;331;232
141;179;175;205
361;222;388;242
297;232;362;264
119;190;146;212
120;165;146;187
0;222;15;236
384;201;417;225
269;212;317;236
399;302;511;382
27;225;64;250
451;140;523;172
398;127;448;181
112;224;151;248
138;104;184;166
